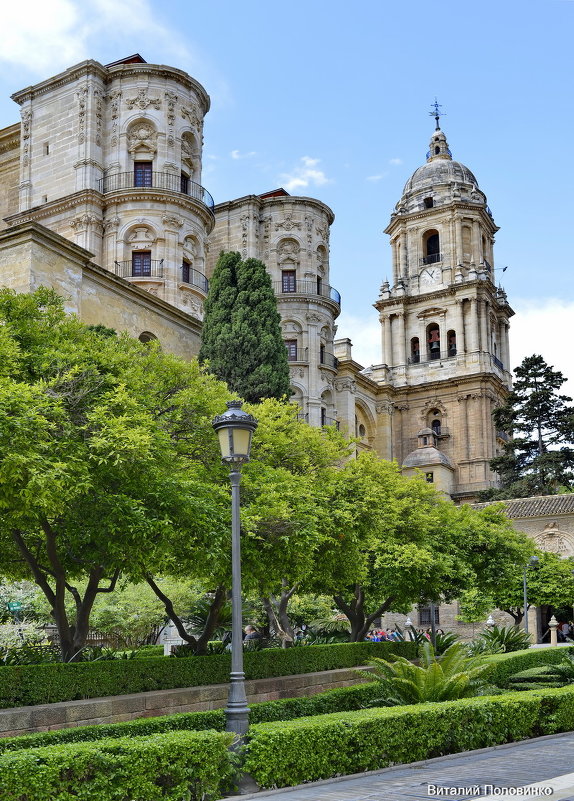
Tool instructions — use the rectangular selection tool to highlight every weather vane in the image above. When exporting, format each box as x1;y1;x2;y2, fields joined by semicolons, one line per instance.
429;98;445;130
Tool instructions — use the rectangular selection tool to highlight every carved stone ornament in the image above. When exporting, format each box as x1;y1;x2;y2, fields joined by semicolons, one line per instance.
334;378;356;393
128;226;154;245
290;367;305;379
161;214;184;229
276;213;301;231
127;124;158;155
181;104;201;129
71;213;100;231
77;84;88;144
126;89;161;110
534;522;574;556
278;239;300;263
376;401;394;415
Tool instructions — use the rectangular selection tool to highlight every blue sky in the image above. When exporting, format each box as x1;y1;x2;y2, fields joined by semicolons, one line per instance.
0;0;572;389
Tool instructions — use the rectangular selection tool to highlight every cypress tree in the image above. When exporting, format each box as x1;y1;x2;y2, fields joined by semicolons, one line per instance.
199;251;290;402
481;354;574;499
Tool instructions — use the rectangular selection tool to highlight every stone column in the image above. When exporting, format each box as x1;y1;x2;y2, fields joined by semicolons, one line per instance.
397;311;406;365
458;394;470;461
400;232;408;279
454;298;465;353
500;321;510;370
472;220;481;263
381;314;392;366
467;298;479;352
162;214;184;307
456;218;463;265
481;300;490;352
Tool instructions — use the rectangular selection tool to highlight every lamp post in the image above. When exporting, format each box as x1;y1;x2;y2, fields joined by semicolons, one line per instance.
486;615;495;629
212;400;258;738
522;555;540;637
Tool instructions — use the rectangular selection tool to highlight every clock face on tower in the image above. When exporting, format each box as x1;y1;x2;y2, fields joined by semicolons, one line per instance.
420;267;441;285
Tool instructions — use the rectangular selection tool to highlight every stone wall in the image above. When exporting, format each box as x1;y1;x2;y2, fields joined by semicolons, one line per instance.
0;667;368;737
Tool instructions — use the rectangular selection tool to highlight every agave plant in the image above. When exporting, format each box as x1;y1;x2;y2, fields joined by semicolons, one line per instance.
475;625;531;654
363;642;495;706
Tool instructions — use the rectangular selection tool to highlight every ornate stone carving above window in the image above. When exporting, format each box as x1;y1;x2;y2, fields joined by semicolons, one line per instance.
126;89;161;110
534;522;574;556
127;122;158;155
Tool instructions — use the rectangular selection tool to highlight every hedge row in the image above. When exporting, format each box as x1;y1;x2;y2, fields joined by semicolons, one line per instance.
482;645;574;688
0;641;414;709
0;729;234;801
244;684;574;788
0;681;381;754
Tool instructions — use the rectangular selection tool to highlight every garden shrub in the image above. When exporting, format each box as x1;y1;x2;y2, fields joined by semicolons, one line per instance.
0;641;413;708
482;646;574;688
0;729;234;801
244;686;574;788
0;681;381;754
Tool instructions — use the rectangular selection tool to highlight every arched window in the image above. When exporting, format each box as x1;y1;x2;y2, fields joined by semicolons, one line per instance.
424;197;434;209
427;324;440;360
434;146;440;155
410;337;420;363
431;419;441;436
447;329;457;357
139;331;158;344
422;229;440;265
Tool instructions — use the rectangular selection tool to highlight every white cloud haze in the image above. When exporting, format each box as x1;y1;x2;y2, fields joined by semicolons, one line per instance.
280;156;331;192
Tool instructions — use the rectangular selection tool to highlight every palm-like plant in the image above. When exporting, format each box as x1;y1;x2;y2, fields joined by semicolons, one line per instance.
364;642;494;706
475;625;531;654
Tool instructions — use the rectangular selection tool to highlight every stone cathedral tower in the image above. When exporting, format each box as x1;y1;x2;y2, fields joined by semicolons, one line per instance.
370;123;514;501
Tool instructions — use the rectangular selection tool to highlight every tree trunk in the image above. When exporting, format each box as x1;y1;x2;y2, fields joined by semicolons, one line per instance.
262;581;297;647
333;584;396;641
145;576;226;655
503;606;524;626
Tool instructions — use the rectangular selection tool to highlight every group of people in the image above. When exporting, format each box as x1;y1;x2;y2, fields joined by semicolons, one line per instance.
365;627;445;642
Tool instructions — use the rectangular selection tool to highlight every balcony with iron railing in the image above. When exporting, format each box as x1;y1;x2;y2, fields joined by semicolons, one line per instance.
98;172;215;209
273;280;341;308
321;415;340;430
419;253;442;265
319;351;339;369
408;348;457;365
114;259;164;279
180;266;209;294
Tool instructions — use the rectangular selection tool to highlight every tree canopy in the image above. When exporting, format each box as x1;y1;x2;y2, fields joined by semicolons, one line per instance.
483;354;574;499
199;251;290;402
0;288;232;660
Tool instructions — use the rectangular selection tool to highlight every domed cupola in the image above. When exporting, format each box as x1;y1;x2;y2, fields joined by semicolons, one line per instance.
397;127;485;214
402;428;454;496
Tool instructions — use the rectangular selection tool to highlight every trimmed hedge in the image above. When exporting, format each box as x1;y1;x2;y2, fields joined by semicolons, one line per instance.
0;681;381;754
244;685;574;788
0;729;234;801
0;641;413;709
482;646;574;688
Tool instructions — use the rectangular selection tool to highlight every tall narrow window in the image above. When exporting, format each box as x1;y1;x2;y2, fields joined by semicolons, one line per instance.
321;407;327;427
132;251;151;277
431;419;441;436
284;340;297;361
282;270;296;292
320;344;325;364
410;337;420;363
424;197;433;209
180;172;189;194
182;259;191;283
316;276;323;296
134;161;153;187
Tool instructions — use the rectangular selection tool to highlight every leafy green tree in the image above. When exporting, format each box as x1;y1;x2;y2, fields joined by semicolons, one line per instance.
0;288;231;661
310;454;533;641
483;355;574;499
199;251;290;402
460;551;574;627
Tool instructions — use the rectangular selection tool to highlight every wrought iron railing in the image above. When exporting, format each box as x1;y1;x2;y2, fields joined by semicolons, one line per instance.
321;416;340;430
114;259;164;279
320;351;338;369
419;253;442;265
273;280;341;306
426;148;452;159
98;172;214;209
408;350;456;365
181;267;209;293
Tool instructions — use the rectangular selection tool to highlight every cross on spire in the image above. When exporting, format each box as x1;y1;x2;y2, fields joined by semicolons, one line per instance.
429;98;445;130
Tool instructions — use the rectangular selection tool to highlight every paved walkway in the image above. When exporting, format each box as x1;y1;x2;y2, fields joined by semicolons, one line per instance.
231;732;574;800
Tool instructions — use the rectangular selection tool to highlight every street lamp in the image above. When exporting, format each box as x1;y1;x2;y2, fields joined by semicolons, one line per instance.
486;615;496;629
523;555;540;637
212;400;258;738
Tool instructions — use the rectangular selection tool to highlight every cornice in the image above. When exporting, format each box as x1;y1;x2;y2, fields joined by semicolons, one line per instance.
384;201;499;235
105;63;210;114
102;189;215;232
374;281;513;315
213;193;335;225
11;60;107;104
0;123;20;155
4;190;104;226
276;294;340;316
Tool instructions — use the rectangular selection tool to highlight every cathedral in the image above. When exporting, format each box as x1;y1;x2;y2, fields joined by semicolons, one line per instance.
0;54;573;638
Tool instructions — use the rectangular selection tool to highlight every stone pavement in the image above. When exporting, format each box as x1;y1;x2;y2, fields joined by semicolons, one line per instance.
231;732;574;800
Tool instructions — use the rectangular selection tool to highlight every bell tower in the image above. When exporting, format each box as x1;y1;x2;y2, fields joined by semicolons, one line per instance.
373;114;514;502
